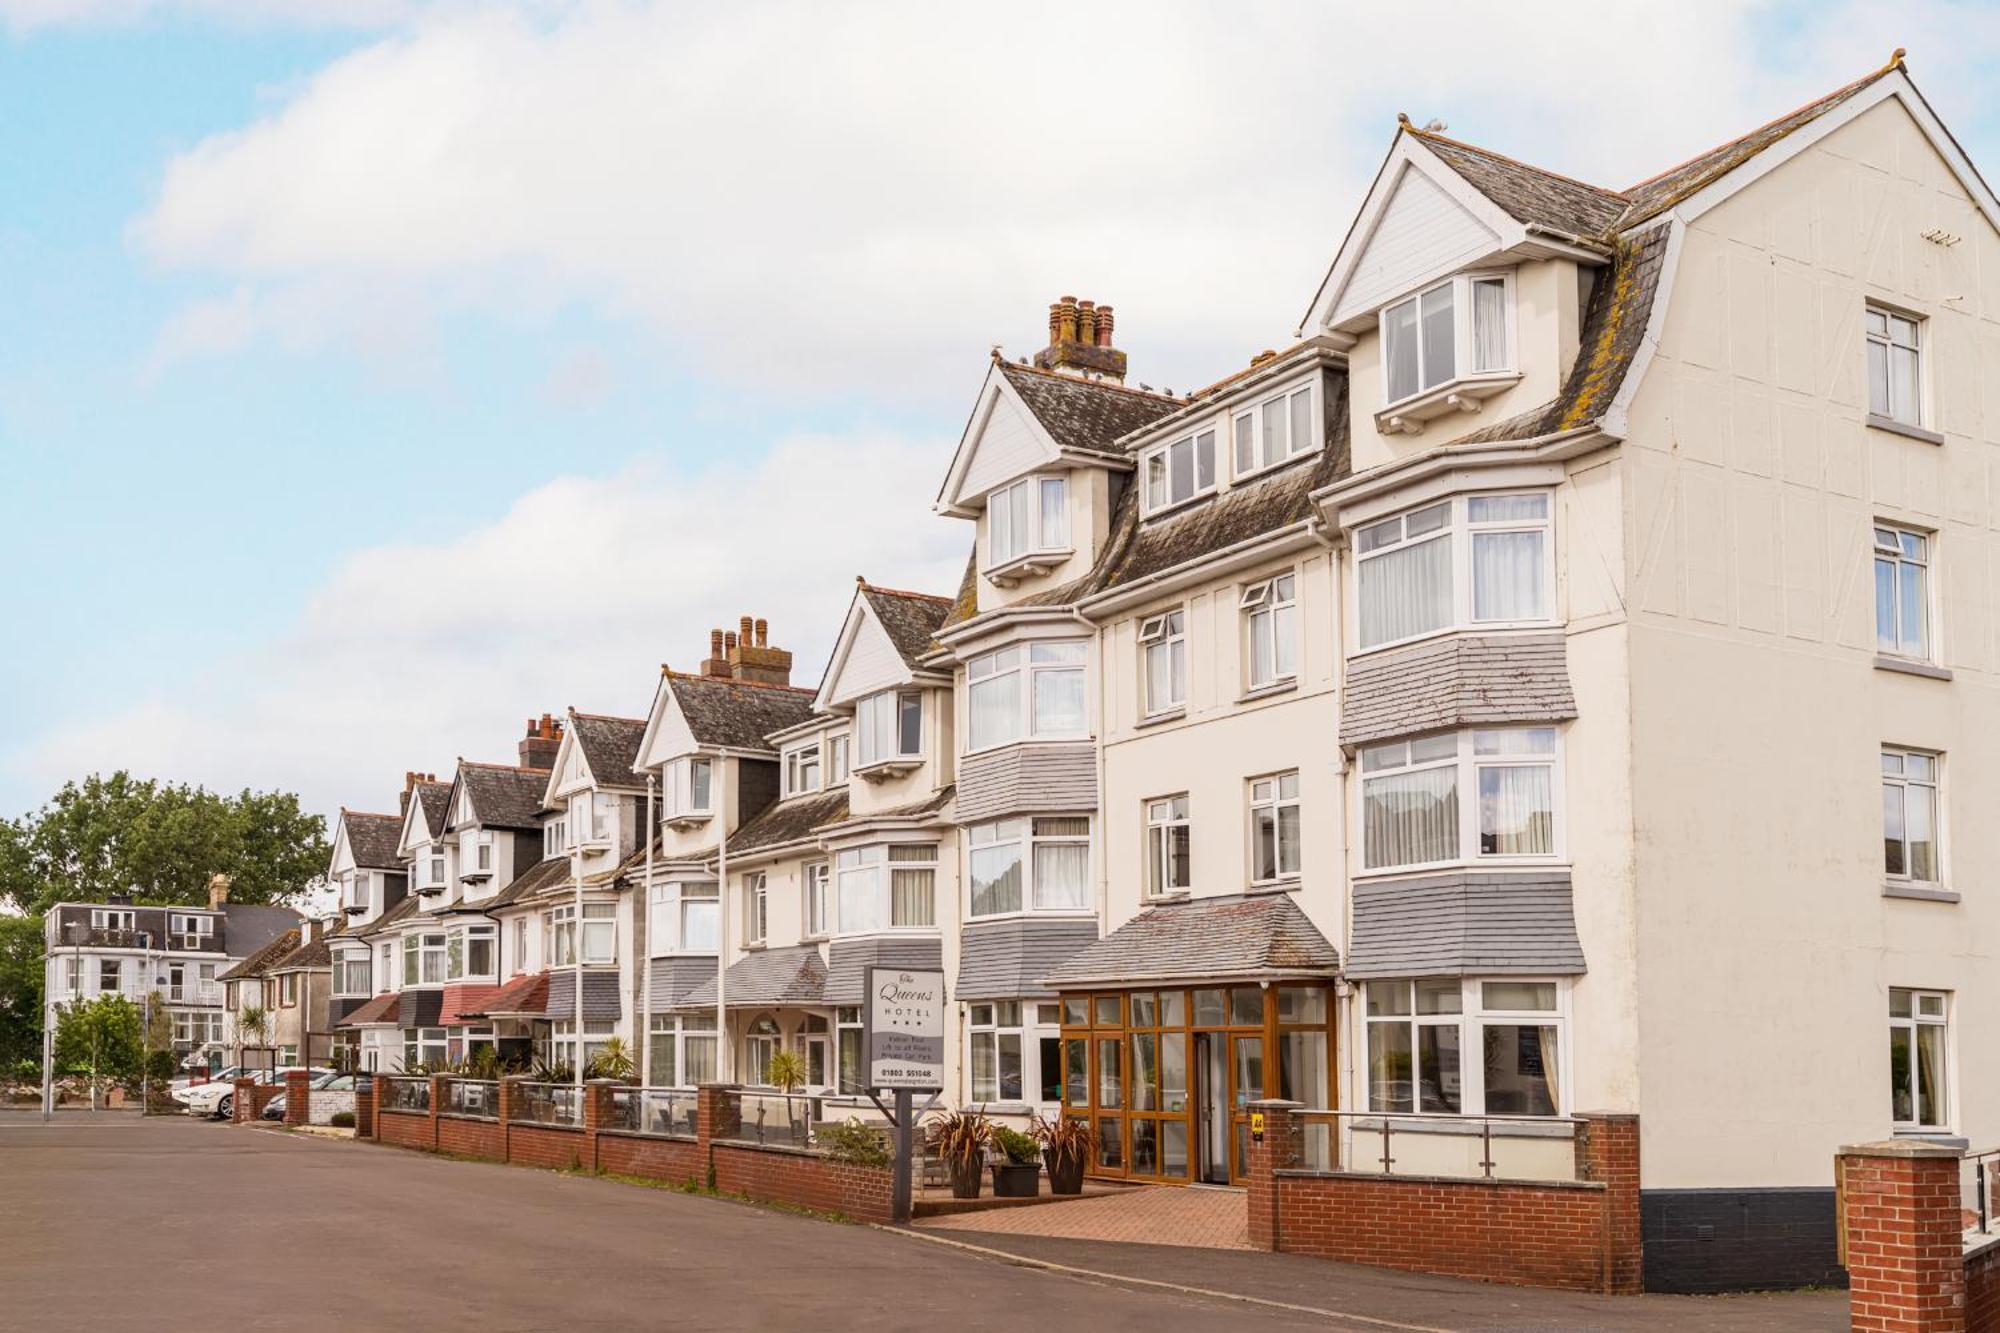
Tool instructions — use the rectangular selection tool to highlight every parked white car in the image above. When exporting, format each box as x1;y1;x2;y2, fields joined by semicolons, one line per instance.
169;1063;248;1093
173;1067;328;1119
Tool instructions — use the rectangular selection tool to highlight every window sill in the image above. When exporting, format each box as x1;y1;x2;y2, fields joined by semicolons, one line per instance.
1376;371;1523;436
1353;860;1571;884
853;758;921;782
985;549;1074;588
1237;678;1299;705
1875;655;1952;682
1246;878;1302;894
1135;707;1186;730
1866;413;1945;446
1883;882;1960;904
662;813;714;832
1893;1130;1969;1150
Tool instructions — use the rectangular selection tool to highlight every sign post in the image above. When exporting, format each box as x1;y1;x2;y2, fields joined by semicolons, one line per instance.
862;965;945;1224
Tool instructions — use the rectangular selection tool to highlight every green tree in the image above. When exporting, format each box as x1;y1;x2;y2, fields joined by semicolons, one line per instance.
53;995;142;1106
0;915;43;1070
0;772;328;916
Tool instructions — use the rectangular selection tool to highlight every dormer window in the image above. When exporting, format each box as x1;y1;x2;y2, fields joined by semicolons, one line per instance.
569;791;616;847
1231;383;1318;479
1383;273;1510;404
346;872;372;913
459;829;495;878
543;819;565;858
1141;429;1216;516
988;475;1068;572
856;690;922;773
662;756;714;823
826;733;850;785
783;742;822;797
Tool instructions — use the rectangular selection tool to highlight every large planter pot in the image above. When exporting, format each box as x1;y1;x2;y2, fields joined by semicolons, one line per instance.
948;1152;986;1199
1045;1147;1087;1195
991;1161;1041;1198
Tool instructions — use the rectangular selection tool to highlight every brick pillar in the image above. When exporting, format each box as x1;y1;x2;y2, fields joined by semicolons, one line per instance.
428;1075;447;1151
584;1079;617;1172
232;1077;255;1125
697;1084;739;1188
1245;1099;1303;1252
1575;1112;1643;1295
353;1076;376;1139
500;1076;525;1165
1839;1140;1967;1333
283;1069;310;1127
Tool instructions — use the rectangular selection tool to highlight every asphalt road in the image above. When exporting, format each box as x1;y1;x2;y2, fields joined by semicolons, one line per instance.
0;1114;1350;1332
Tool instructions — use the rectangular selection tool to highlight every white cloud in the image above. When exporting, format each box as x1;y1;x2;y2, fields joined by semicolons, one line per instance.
0;0;416;33
10;428;968;822
130;0;1995;402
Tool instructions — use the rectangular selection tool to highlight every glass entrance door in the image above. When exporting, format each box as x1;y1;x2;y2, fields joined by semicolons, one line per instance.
1196;1032;1230;1183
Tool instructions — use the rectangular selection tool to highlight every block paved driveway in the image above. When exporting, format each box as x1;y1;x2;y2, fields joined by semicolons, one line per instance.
919;1183;1252;1249
0;1114;1848;1332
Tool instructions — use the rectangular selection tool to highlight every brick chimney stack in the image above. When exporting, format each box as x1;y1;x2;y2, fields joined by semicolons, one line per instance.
726;613;793;686
206;873;232;910
518;714;563;770
399;770;436;816
701;628;730;678
1033;294;1127;382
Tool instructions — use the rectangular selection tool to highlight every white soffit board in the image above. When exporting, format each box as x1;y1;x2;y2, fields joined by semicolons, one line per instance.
1328;159;1506;327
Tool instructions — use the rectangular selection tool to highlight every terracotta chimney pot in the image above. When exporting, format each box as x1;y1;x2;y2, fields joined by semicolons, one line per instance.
1097;305;1115;348
1077;300;1097;347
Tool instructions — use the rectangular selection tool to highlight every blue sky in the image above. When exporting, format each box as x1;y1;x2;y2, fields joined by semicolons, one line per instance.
3;1;1997;828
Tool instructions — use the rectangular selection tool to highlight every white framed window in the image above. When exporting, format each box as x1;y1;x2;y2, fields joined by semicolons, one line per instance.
1366;978;1565;1116
1242;573;1298;690
1866;305;1924;427
377;941;393;990
549;905;613;967
423;852;446;887
1882;747;1942;885
826;733;850;785
966;817;1091;918
648;881;718;955
1248;772;1302;884
1355;492;1552;652
63;957;81;995
1139;610;1186;716
966;641;1088;751
1361;727;1559;871
1889;987;1950;1132
543;820;565;858
803;862;830;937
550;1018;615;1072
1873;524;1932;660
280;973;299;1007
662;756;714;818
1140;428;1217;515
856;690;923;768
446;924;497;981
511;917;528;973
744;1015;783;1085
335;956;371;996
91;909;135;932
1231;382;1318;477
783;742;822;797
588;792;616;844
968;1000;1025;1103
414;933;446;985
647;1012;718;1088
1145;795;1191;898
458;829;494;874
98;959;122;993
742;873;768;946
1381;272;1512;406
169;913;214;936
989;474;1069;567
833;844;937;933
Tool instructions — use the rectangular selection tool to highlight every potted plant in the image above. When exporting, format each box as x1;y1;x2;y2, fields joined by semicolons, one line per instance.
927;1109;991;1199
989;1125;1041;1197
1034;1114;1092;1195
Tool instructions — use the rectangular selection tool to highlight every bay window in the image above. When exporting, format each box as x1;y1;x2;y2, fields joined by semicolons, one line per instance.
335;956;371;996
856;690;923;768
648;880;718;954
1889;988;1950;1132
587;791;616;844
1355;492;1552;651
826;733;850;785
834;844;937;933
989;474;1069;566
1141;429;1217;515
1145;795;1191;898
345;873;371;913
742;873;768;946
403;1027;447;1069
459;829;494;876
1882;747;1941;884
1139;610;1186;716
378;942;393;990
544;819;565;857
804;862;830;937
783;742;822;796
966;817;1091;917
967;640;1087;751
1242;573;1298;689
422;851;446;888
1248;772;1302;884
837;1007;864;1094
1231;382;1317;477
1366;978;1564;1116
551;902;616;966
552;1018;615;1073
1381;272;1511;405
662;756;714;819
446;924;497;981
648;1013;718;1088
1361;727;1558;871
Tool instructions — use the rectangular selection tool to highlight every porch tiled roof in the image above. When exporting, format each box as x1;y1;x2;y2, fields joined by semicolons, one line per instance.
1041;893;1339;989
468;970;550;1018
438;982;504;1026
677;945;825;1010
337;991;401;1028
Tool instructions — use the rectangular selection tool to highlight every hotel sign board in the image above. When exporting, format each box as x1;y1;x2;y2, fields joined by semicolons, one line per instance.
864;966;945;1092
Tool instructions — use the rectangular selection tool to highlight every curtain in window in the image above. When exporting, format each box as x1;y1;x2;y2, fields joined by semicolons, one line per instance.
1033;840;1090;910
1359;536;1451;648
968;674;1017;750
891;868;935;927
1906;782;1937;880
1032;665;1085;735
1039;478;1066;548
1367;1021;1412;1112
1472;278;1507;371
1419;283;1455;389
1477;763;1553;855
1481;1023;1558;1116
1471;530;1545;621
1363;767;1458;868
969;841;1022;916
1385;300;1419;401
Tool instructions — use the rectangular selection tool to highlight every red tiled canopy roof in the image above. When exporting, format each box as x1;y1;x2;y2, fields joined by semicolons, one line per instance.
467;971;550;1018
337;991;400;1028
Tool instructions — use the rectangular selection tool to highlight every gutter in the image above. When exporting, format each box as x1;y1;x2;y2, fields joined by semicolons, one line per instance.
1073;521;1324;621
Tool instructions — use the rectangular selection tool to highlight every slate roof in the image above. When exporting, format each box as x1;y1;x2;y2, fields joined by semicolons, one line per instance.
218;927;301;982
458;762;551;831
1041;894;1340;988
821;784;956;828
666;673;816;753
1417;132;1625;240
677;944;826;1009
412;781;453;839
547;969;622;1022
397;989;444;1027
957;918;1101;1002
571;711;647;788
352;895;421;942
342;810;406;871
269;924;339;972
218;903;305;959
858;583;952;671
1345;873;1585;980
823;937;943;1006
727;788;849;858
484;855;572;910
997;362;1181;459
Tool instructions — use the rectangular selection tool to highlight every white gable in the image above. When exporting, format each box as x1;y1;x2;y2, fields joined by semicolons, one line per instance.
636;681;701;770
326;819;355;880
935;364;1065;516
545;723;592;804
396;797;431;858
1330;163;1502;326
818;598;912;710
453;781;475;827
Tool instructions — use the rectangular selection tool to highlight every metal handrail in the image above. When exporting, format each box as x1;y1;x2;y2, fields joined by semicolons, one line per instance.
1294;1108;1584;1180
1966;1147;2000;1236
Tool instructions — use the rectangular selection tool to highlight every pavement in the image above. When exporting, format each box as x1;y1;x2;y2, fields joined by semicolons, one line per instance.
919;1182;1253;1249
0;1113;1849;1331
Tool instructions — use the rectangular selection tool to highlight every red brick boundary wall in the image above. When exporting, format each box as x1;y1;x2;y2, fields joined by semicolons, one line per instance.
1246;1100;1643;1295
362;1078;889;1221
1837;1139;1994;1333
353;1080;376;1138
230;1077;285;1125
